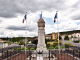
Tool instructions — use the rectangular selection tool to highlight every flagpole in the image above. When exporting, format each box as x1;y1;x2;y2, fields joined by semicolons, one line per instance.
25;12;27;55
56;11;60;54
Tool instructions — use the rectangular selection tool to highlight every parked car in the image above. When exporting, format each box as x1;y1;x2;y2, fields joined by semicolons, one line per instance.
73;38;79;43
26;44;37;47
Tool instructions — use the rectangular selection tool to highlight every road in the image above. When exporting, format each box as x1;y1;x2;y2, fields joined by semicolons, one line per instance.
63;40;80;47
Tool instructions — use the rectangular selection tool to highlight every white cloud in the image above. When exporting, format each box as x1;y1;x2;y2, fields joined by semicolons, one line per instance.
0;0;80;37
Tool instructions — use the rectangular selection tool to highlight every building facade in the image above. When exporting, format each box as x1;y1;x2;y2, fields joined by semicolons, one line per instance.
52;33;58;40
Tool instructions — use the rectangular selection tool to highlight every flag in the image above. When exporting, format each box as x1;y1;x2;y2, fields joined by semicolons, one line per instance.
54;13;57;23
22;15;26;23
40;12;42;18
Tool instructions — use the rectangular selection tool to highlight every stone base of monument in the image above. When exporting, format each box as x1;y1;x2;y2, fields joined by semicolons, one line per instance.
36;43;48;53
26;50;57;60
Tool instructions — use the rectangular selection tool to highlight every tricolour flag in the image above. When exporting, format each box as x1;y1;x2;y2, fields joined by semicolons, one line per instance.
22;15;26;23
54;13;57;23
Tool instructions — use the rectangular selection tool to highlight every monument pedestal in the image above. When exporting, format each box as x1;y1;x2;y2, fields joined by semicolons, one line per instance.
36;43;48;52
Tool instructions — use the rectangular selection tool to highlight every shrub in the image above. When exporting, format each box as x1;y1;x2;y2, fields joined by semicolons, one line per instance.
47;42;62;47
53;42;58;47
26;42;29;44
48;46;54;49
4;41;8;43
53;42;61;47
60;46;65;49
55;45;58;49
34;47;37;50
21;47;25;50
65;43;73;46
19;42;25;45
30;47;35;50
47;42;54;45
55;40;58;42
64;35;69;40
17;48;21;50
26;48;29;50
46;44;51;48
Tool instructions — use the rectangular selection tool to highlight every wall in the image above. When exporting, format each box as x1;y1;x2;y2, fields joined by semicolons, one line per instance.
0;43;8;48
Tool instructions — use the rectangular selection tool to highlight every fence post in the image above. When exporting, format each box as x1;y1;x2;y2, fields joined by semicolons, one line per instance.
10;51;11;60
2;48;3;60
49;50;50;60
30;51;31;60
7;50;8;60
18;48;19;60
73;49;74;60
79;50;80;60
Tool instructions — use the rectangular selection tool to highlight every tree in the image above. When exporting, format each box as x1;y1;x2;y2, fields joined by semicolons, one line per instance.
71;36;73;38
64;35;69;40
28;39;31;41
59;36;61;40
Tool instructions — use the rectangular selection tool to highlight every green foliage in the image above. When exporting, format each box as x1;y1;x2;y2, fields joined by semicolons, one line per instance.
47;42;54;45
47;41;62;47
26;48;29;50
64;35;69;40
28;39;31;41
55;45;58;49
17;48;21;50
79;40;80;43
0;37;9;40
60;30;80;35
74;36;77;38
54;40;58;42
46;44;51;48
59;36;61;39
71;36;73;38
48;46;54;49
30;47;35;50
53;42;58;47
21;47;25;50
21;47;29;50
26;42;29;44
60;46;65;49
53;42;61;47
19;42;25;45
45;39;52;44
21;47;35;50
57;36;61;40
65;43;73;46
4;41;8;43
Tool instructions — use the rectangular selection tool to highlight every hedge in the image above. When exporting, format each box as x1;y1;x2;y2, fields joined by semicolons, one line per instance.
48;46;54;49
47;42;62;47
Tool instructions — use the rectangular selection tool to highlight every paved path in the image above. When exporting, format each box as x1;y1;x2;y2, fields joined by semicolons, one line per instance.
63;40;80;47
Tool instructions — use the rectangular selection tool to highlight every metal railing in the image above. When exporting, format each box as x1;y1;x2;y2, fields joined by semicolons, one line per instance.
0;45;80;60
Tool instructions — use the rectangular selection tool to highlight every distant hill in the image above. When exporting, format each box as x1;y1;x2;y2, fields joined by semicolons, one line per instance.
60;30;80;35
47;30;80;35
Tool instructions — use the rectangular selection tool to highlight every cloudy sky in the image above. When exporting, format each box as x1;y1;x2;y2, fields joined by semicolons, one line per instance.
0;0;80;37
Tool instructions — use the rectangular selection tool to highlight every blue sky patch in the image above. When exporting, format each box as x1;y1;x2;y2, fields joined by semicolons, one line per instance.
43;17;54;25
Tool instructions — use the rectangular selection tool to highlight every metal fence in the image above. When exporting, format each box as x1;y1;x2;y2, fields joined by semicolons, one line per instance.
0;46;80;60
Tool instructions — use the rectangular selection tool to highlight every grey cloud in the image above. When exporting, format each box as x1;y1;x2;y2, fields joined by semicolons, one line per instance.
6;26;26;30
72;16;80;20
71;14;80;20
0;0;67;18
6;26;37;32
0;20;2;23
0;32;4;35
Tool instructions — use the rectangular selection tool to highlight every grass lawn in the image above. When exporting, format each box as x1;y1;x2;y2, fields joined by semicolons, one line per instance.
69;40;73;42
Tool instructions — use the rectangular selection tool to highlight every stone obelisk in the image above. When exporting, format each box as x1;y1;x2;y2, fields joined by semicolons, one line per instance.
36;13;47;52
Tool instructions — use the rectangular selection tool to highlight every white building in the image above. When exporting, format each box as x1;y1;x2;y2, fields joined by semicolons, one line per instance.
72;33;80;37
45;35;52;39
